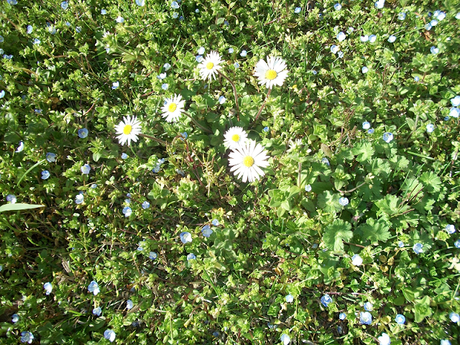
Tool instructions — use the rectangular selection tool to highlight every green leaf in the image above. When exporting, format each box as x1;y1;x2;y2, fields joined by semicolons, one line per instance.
356;218;391;243
323;219;353;252
0;203;45;213
420;171;441;193
352;141;374;162
414;296;433;322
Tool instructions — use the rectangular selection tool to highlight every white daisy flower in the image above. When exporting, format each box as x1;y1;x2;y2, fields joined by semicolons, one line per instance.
197;51;223;80
228;140;270;183
224;126;248;149
115;116;142;146
161;94;185;122
254;56;288;89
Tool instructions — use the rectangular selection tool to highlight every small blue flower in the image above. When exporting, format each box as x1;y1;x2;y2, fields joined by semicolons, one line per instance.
0;90;5;98
364;302;373;311
426;124;435;133
430;46;439;54
369;34;377;43
322;157;330;166
450;107;460;118
197;46;205;55
75;26;82;33
101;9;107;14
382;132;394;143
321;294;332;307
88;281;100;295
430;19;438;26
337;312;346;320
263;126;269;132
444;116;451;121
425;23;432;30
61;1;68;10
157;72;167;79
240;50;247;57
41;170;50;180
136;0;145;6
449;312;459;323
181;132;188;139
142;201;150;209
441;340;451;345
451;96;460;107
398;241;405;248
305;184;312;192
218;96;226;104
161;83;169;90
280;334;290;345
334;3;342;11
7;194;17;204
360;35;369;42
360;311;372;325
351;254;363;266
285;294;294;303
75;193;84;204
91;184;97;189
20;331;34;344
111;81;119;90
362;66;369;74
104;329;116;342
374;0;385;9
16;141;24;152
388;35;396;43
78;128;88;138
81;164;91;174
212;219;220;226
171;1;179;9
337;32;346;42
228;47;234;54
195;55;203;62
202;225;213;237
27;25;33;34
123;206;132;217
7;0;18;4
126;300;134;310
362;121;371;129
149;252;157;260
339;197;349;206
172;12;179;18
395;314;405;324
378;333;391;345
195;8;200;13
338;51;344;59
43;282;52;295
414;76;420;82
116;16;124;23
163;63;171;71
187;253;196;260
398;12;406;20
330;45;339;54
93;307;102;316
312;69;317;75
12;314;19;323
413;243;423;254
180;232;192;244
454;240;460;248
294;7;301;14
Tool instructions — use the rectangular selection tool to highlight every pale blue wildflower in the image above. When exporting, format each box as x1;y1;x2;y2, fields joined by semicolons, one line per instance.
304;184;312;192
195;8;200;13
347;27;354;33
322;157;330;166
449;312;459;323
383;132;394;143
20;331;34;344
378;333;391;345
339;197;349;206
88;281;100;295
364;302;373;311
240;50;247;57
395;314;405;324
369;34;377;43
101;9;107;14
434;11;445;21
334;3;342;10
234;62;240;68
362;121;371;129
65;21;71;27
280;334;290;345
197;46;205;55
398;241;405;247
172;12;179;18
75;193;84;204
263;126;269;132
180;232;192;244
425;23;432;30
41;170;50;180
149;252;157;260
163;63;171;71
451;96;460;107
218;96;226;104
337;32;346;42
212;219;220;226
398;12;406;20
16;141;24;152
123;206;132;217
157;72;167;79
0;90;4;98
61;1;68;10
12;314;19;323
121;153;128;159
454;240;460;248
413;243;423;254
295;7;301;14
91;184;97;188
446;225;456;234
195;55;203;62
35;109;42;114
338;51;344;59
339;312;346;320
181;132;188;139
111;81;119;90
202;225;213;237
457;13;460;20
228;47;234;54
161;83;169;90
450;108;460;118
351;254;363;266
142;201;150;209
171;1;179;9
81;164;91;174
43;282;53;295
426;124;435;133
116;16;124;23
414;76;420;82
187;253;196;260
360;35;369;42
375;0;385;9
430;19;438;26
430;46;439;54
48;25;56;34
441;340;451;345
321;294;332;307
388;35;396;43
285;294;294;303
104;329;116;342
126;300;134;310
362;66;369;73
360;311;372;325
136;0;145;6
78;128;88;138
331;45;339;54
27;25;33;34
93;307;102;316
312;70;317;75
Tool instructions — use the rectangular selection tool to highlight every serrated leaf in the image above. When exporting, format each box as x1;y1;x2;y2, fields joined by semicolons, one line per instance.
356;218;391;243
0;203;45;213
352;142;374;162
323;219;353;252
419;171;441;193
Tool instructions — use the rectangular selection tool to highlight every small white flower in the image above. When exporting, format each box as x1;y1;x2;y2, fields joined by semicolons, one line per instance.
360;35;369;42
451;95;460;107
197;46;205;55
43;282;52;295
446;224;456;234
334;3;342;11
285;294;294;303
116;16;124;23
378;333;391;345
369;34;377;43
337;32;346;42
375;0;385;9
280;334;290;345
104;329;116;342
197;51;223;81
228;140;270;183
161;94;185;122
254;56;288;89
224;126;248;149
388;35;396;43
351;254;363;266
115;116;142;146
426;124;435;133
331;45;339;54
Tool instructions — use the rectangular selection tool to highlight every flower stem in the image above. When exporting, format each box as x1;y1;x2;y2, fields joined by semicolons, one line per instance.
253;87;272;126
139;133;168;146
183;111;212;134
218;70;240;121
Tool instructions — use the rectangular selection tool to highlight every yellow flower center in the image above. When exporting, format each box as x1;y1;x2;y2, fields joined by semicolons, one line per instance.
206;62;214;70
243;156;254;167
265;69;277;80
123;125;132;135
168;103;177;112
231;134;240;142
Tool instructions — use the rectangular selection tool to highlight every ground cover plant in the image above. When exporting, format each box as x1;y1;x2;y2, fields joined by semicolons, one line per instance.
1;0;460;343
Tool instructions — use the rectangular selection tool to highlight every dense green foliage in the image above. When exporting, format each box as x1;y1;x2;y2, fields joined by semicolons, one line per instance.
1;0;460;344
